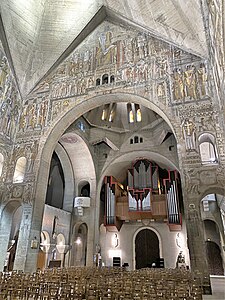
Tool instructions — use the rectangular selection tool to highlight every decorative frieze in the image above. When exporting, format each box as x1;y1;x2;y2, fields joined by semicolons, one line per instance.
183;166;223;196
20;22;207;134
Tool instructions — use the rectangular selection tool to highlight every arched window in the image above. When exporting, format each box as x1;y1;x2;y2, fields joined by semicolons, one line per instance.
80;183;90;197
130;139;133;144
199;133;218;165
108;103;116;122
77;121;85;132
110;75;115;83
101;104;110;121
13;157;27;183
0;153;4;177
127;103;134;123
134;136;139;144
135;104;142;122
102;74;108;84
96;78;101;86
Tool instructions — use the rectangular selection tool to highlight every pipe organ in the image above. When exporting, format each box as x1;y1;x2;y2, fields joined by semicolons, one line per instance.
164;170;182;231
128;160;158;211
104;159;182;231
104;176;123;231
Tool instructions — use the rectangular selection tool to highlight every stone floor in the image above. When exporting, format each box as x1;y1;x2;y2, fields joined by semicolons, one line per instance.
203;276;225;300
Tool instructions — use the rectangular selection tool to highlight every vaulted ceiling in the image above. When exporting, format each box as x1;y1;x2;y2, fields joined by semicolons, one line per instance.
0;0;207;97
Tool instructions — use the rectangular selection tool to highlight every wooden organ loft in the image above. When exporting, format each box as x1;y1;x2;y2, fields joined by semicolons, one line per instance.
104;159;182;231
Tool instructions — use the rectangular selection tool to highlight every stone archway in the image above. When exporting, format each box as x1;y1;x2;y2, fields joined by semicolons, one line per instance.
25;92;179;272
206;241;224;275
0;200;22;271
71;223;88;267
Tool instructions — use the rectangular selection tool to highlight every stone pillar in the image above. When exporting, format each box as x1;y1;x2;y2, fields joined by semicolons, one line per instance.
185;195;212;294
22;158;49;273
13;204;33;270
0;210;13;271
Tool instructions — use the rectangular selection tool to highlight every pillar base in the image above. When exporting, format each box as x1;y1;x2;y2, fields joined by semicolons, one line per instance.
202;284;212;295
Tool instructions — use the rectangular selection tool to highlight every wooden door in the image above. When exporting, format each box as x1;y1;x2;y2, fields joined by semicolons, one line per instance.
135;229;160;269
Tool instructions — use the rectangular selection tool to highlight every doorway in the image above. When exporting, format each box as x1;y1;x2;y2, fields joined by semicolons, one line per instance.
206;241;224;275
135;229;160;269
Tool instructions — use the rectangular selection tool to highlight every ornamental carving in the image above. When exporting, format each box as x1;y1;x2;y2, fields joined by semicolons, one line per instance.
19;97;49;132
184;166;225;195
184;169;200;195
12;185;24;198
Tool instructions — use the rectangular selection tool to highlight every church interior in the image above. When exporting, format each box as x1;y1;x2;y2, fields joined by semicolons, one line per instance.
0;0;225;299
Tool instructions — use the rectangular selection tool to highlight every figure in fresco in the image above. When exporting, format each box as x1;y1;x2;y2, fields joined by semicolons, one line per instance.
19;106;28;131
138;62;148;82
122;38;133;64
184;65;198;99
0;97;12;135
52;101;61;119
38;98;48;128
7;102;19;137
28;103;37;129
96;31;117;67
173;68;185;100
69;60;77;76
27;140;39;173
87;76;94;88
134;33;147;60
197;63;208;96
0;56;8;91
188;204;200;237
157;82;166;97
182;119;196;151
23;183;33;204
83;49;92;73
156;57;168;78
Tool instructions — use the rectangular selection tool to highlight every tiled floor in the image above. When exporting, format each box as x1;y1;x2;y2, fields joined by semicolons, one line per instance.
203;276;225;300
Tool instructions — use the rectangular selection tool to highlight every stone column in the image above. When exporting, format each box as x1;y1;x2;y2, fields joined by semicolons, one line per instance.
22;158;49;273
184;195;212;294
0;210;13;271
13;204;33;270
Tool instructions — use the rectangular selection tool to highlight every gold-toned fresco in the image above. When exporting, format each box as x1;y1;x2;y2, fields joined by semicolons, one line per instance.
20;22;209;133
0;53;21;139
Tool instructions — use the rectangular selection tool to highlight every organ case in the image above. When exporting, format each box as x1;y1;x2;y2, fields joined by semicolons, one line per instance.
104;159;182;231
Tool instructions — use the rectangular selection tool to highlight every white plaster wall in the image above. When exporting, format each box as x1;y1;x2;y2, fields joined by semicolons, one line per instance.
99;219;190;270
42;204;71;245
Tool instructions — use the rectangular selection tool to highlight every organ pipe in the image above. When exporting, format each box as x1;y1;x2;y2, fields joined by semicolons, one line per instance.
167;180;180;225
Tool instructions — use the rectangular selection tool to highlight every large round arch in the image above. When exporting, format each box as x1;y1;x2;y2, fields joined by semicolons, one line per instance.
206;241;224;275
71;222;88;267
34;93;178;220
27;92;179;272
